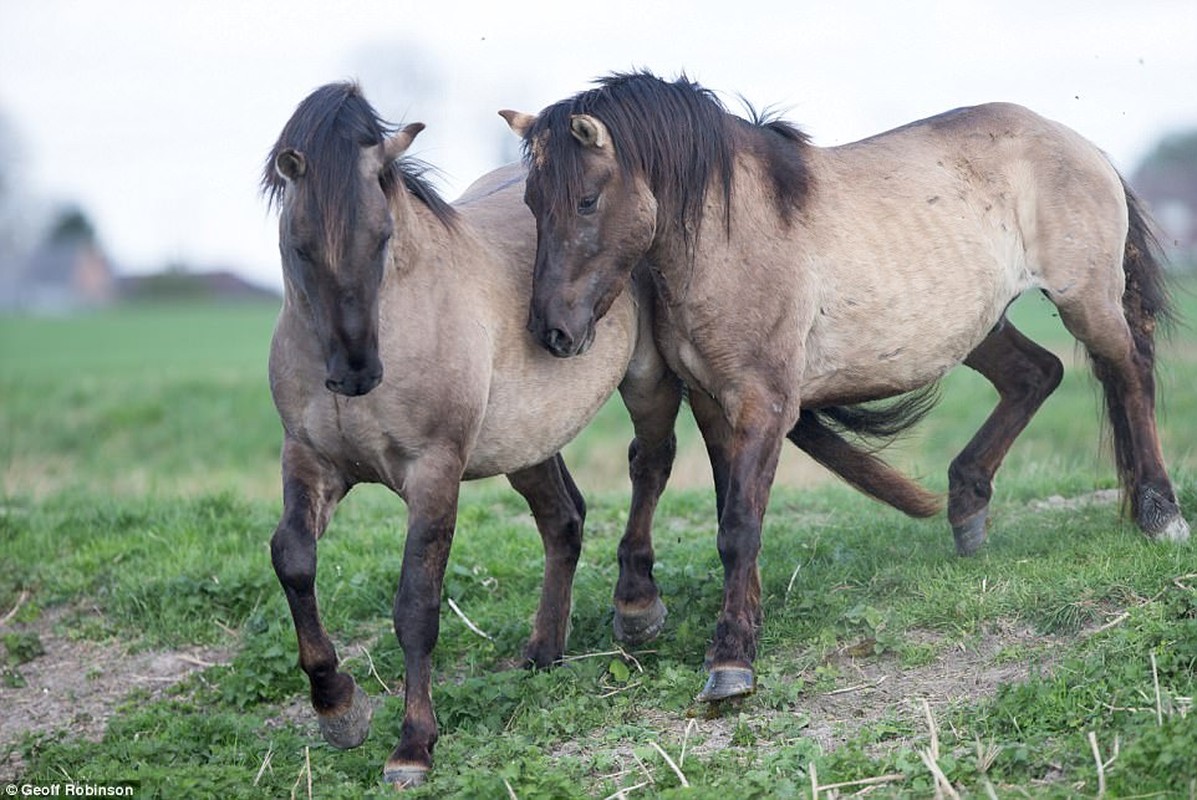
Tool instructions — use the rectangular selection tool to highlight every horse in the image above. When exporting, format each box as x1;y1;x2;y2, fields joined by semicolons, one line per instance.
260;81;687;788
502;70;1190;703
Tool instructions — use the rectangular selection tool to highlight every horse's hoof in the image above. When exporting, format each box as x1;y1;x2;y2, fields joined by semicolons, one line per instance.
952;510;988;557
614;597;668;645
1136;488;1190;543
384;764;429;789
696;666;755;702
317;684;373;749
1149;514;1190;544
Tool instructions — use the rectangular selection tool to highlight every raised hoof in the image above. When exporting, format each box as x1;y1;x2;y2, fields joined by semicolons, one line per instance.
384;764;429;789
613;597;668;645
317;684;373;750
696;666;755;703
952;510;988;557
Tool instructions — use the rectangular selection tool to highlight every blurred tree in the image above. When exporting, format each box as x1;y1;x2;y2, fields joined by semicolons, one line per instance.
45;205;97;246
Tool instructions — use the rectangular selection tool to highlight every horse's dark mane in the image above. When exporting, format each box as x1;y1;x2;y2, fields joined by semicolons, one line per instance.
522;71;811;246
740;101;813;224
262;82;456;257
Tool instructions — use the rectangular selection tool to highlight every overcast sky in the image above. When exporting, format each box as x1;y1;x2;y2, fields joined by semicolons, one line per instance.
2;0;1195;289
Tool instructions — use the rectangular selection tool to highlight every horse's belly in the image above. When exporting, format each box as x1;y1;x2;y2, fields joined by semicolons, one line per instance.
800;283;1017;405
799;216;1034;404
801;340;969;405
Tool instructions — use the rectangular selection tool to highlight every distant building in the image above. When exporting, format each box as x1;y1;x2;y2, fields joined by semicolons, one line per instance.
0;236;117;313
0;203;279;312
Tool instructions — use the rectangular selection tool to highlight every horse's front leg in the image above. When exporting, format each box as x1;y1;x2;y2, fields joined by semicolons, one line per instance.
612;364;682;645
270;439;372;748
689;389;788;702
507;454;586;667
384;455;462;789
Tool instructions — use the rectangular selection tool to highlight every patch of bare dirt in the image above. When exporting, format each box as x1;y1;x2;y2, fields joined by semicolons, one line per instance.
798;622;1061;753
555;619;1069;788
1029;488;1120;513
0;605;233;783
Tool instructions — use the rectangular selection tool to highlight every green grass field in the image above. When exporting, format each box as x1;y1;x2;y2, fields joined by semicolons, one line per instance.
1;282;1195;798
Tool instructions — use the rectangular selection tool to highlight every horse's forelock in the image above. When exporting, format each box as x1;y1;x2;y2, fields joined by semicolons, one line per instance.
264;82;456;259
524;104;588;224
522;72;738;245
522;71;812;242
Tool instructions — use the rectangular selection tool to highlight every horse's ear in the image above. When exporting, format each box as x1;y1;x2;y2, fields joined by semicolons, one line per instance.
275;148;307;181
499;109;537;138
569;114;608;149
381;123;425;164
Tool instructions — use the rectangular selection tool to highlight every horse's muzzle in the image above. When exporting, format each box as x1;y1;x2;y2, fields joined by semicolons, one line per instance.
528;298;596;357
538;324;595;359
325;367;383;397
324;348;384;396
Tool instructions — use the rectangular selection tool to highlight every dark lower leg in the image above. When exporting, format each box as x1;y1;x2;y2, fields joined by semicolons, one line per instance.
691;393;783;699
507;454;586;667
613;371;681;643
613;433;676;642
949;323;1063;554
270;450;366;746
386;483;459;782
1090;351;1184;536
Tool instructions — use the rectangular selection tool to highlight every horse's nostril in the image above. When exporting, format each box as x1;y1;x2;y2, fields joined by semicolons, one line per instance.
544;328;573;357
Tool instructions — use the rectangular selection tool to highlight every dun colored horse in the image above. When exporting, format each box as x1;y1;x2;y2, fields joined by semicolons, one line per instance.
261;82;684;787
504;71;1189;703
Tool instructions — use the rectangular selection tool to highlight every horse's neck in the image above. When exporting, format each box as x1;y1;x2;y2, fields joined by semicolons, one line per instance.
386;191;461;287
645;191;728;307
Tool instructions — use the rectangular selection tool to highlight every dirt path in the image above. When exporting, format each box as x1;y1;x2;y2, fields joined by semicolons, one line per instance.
0;606;231;782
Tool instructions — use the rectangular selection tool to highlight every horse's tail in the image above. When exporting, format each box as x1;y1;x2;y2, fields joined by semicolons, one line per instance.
1101;177;1177;497
788;388;942;518
1120;175;1175;343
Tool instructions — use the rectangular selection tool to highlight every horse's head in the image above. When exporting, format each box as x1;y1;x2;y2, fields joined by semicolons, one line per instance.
501;109;657;358
504;72;805;360
268;83;426;396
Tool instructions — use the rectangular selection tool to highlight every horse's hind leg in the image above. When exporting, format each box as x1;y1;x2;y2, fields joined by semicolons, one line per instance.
949;321;1064;555
612;365;681;646
506;454;586;667
270;439;371;749
1054;295;1188;542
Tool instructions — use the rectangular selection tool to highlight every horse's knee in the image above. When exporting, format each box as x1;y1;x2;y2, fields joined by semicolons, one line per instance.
271;523;316;590
545;495;584;560
629;432;676;483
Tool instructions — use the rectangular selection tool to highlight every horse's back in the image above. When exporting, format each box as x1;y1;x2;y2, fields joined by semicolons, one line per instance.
454;162;527;205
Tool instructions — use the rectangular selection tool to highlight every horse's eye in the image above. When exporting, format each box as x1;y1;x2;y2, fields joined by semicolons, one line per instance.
577;195;599;215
